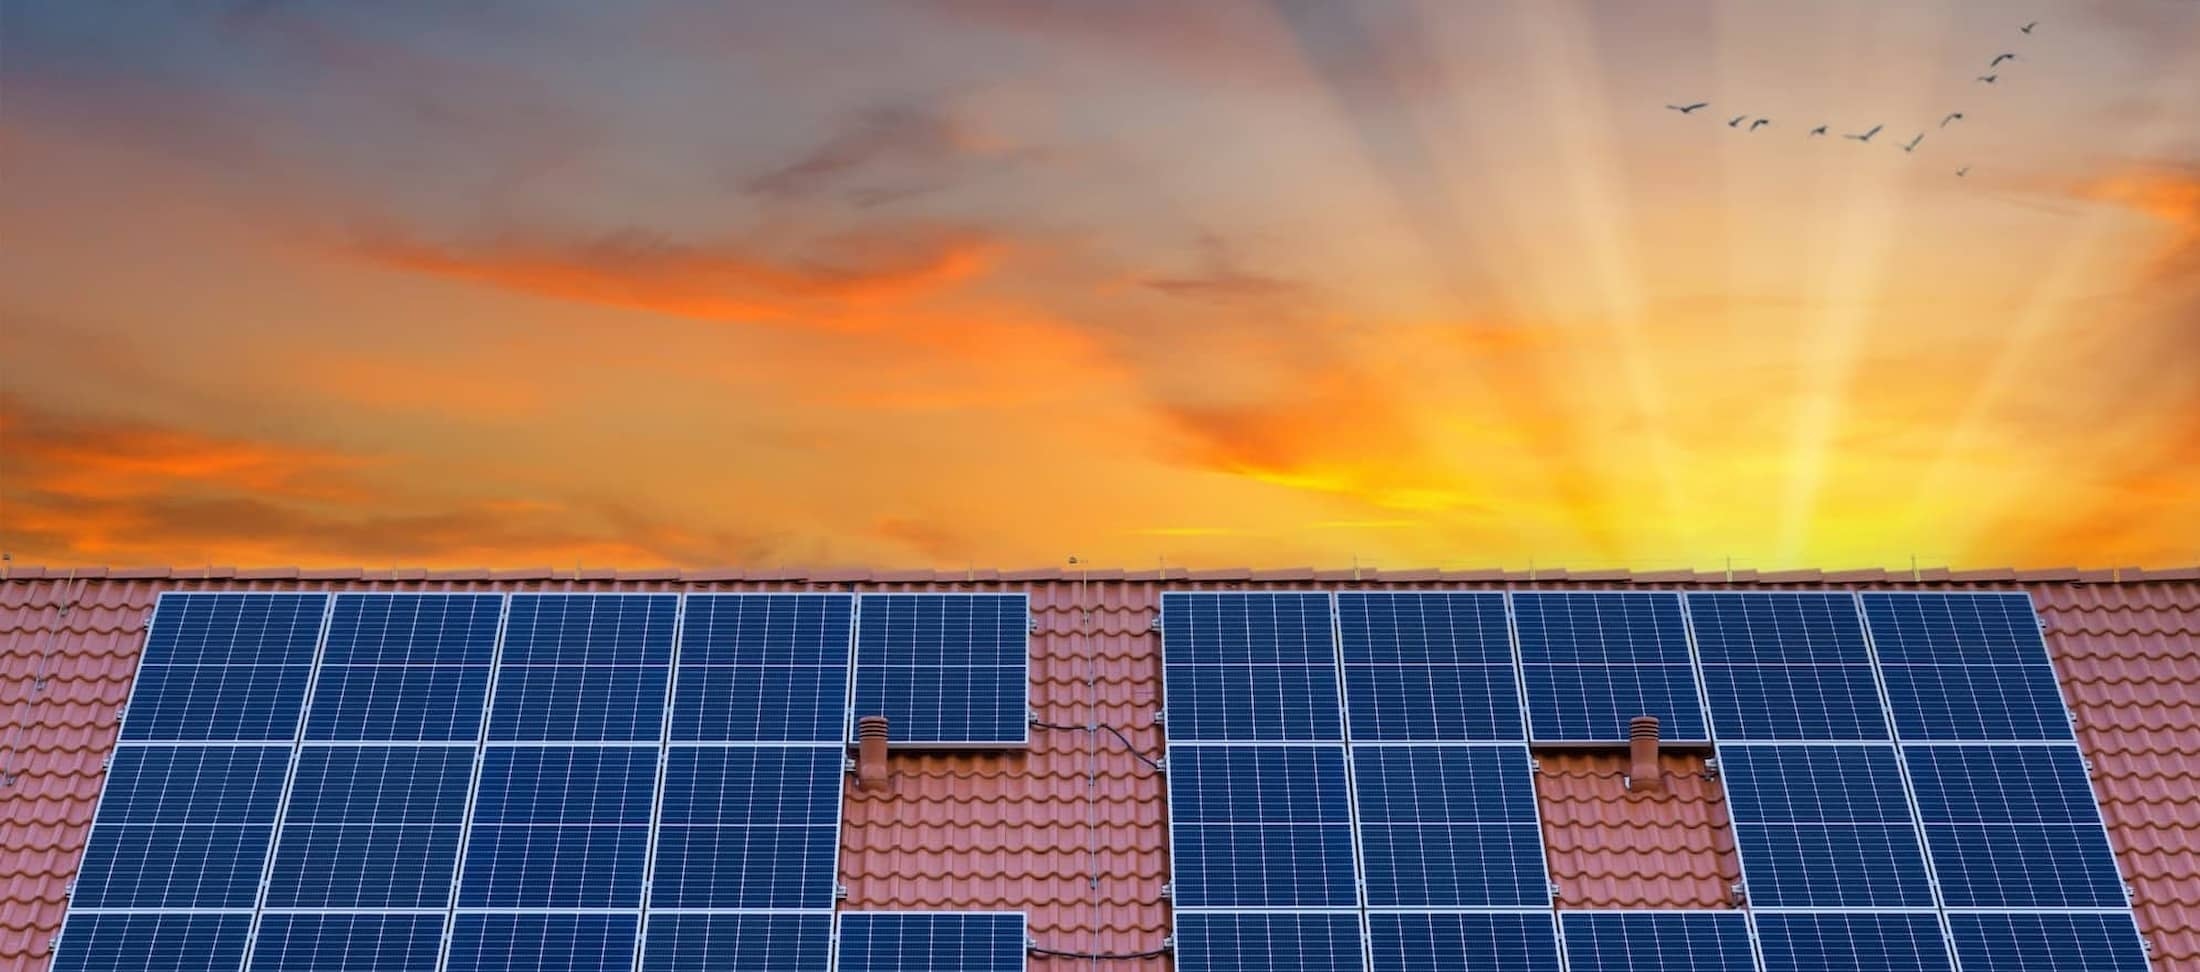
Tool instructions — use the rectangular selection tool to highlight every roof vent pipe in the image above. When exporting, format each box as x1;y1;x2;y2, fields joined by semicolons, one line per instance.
857;715;891;791
1627;716;1663;793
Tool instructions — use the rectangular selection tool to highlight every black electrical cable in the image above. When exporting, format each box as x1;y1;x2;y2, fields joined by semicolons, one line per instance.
1028;944;1172;960
1031;719;1165;772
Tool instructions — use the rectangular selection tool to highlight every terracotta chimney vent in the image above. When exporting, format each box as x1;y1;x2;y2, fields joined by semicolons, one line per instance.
856;715;891;791
1627;716;1663;793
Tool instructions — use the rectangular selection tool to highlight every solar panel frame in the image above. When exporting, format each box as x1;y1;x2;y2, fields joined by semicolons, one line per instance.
1365;910;1560;972
1161;591;1346;743
1901;741;2133;910
119;592;330;744
1750;911;1956;972
1686;592;1891;742
673;593;855;744
1945;910;2153;972
1716;742;1939;910
834;911;1027;972
1556;911;1755;972
1336;592;1526;743
1861;591;2077;742
1351;743;1551;908
1175;911;1370;972
1512;591;1710;744
850;593;1030;748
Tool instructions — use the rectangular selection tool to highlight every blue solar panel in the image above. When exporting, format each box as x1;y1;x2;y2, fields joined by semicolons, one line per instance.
675;594;852;743
92;745;291;823
53;913;253;972
1753;913;1953;972
1163;593;1342;742
124;593;326;743
1352;744;1547;907
71;744;288;910
1947;913;2151;972
265;744;473;908
459;745;656;909
1863;592;2073;742
641;913;833;972
1514;593;1705;742
490;594;675;743
447;914;639;972
1167;744;1358;908
852;594;1028;746
308;593;502;741
1905;744;2106;824
1338;592;1524;742
650;745;842;909
1688;593;1889;741
1174;913;1367;972
1924;823;2128;908
1366;912;1560;972
836;913;1025;972
1721;744;1934;908
1558;913;1753;972
249;913;445;971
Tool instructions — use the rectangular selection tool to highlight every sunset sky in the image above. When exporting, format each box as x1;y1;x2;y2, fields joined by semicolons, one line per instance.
3;1;2197;572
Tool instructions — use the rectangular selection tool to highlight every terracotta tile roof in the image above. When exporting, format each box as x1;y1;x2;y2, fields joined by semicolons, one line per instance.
1;567;2196;970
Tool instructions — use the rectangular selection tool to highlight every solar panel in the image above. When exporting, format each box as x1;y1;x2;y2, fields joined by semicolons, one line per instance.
1162;592;1343;742
1687;593;1889;741
852;594;1028;747
1862;592;2073;741
1167;744;1360;908
446;913;640;972
123;592;327;742
1904;745;2128;909
264;745;473;908
1338;592;1524;742
1352;744;1548;907
1366;912;1560;972
641;913;833;972
1947;912;2152;972
836;913;1026;972
51;913;253;972
490;594;676;742
1513;592;1706;743
1558;913;1753;972
458;745;657;909
69;743;289;909
248;913;446;971
650;745;843;909
1175;913;1367;972
309;593;502;741
1719;744;1935;908
675;594;853;743
1752;913;1953;972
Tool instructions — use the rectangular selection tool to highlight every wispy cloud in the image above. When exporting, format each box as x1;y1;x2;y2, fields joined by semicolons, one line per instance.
747;104;991;201
1143;235;1304;302
2073;161;2200;285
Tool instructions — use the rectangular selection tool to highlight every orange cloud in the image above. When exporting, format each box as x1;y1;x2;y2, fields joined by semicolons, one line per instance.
336;227;1005;330
0;395;372;502
2073;163;2200;283
281;352;546;420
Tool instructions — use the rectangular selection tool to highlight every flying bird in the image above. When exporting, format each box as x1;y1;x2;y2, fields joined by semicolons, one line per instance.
1809;125;1829;136
1729;114;1747;127
1749;118;1772;132
1941;112;1964;128
1902;133;1924;152
2020;21;2037;34
1957;166;1971;177
1991;53;2017;67
1666;102;1710;113
1977;74;1998;84
1845;124;1883;142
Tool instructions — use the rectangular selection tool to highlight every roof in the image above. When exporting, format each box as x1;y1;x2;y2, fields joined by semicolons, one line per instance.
3;567;2195;970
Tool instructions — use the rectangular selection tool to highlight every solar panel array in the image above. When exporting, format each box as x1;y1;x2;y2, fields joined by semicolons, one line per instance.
1164;590;2150;971
58;591;1032;972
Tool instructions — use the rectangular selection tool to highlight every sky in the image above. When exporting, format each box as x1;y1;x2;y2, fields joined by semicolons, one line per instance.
2;0;2197;573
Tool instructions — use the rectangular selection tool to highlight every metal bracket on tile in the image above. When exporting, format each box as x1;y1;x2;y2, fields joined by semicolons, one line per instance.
1730;881;1747;903
1155;755;1167;773
1150;611;1163;631
1160;882;1173;899
1528;757;1542;775
1028;613;1039;634
1548;880;1563;900
1153;709;1166;726
835;883;849;900
843;756;857;774
1703;757;1721;778
1162;935;1176;952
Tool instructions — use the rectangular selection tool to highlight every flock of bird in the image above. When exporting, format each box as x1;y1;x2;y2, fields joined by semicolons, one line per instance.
1664;19;2041;177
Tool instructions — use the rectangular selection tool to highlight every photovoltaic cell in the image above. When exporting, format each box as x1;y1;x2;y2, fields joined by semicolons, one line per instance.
308;593;502;741
1753;913;1953;972
51;913;253;972
853;594;1028;746
1352;744;1547;907
1338;592;1523;742
458;745;657;909
1366;912;1560;972
490;594;676;743
674;594;853;743
836;913;1026;972
1167;745;1359;908
1558;913;1753;972
124;593;327;742
1902;743;2128;907
91;745;291;824
1162;593;1342;742
248;913;446;972
650;745;842;909
1513;593;1706;742
1173;913;1367;972
640;914;833;972
1688;593;1889;741
1862;592;2073;741
1720;744;1934;908
1947;913;2151;972
447;914;640;972
265;744;473;908
70;744;289;910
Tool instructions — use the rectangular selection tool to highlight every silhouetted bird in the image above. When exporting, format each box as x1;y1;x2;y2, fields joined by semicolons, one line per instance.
1941;112;1964;128
1749;118;1772;132
1845;124;1883;142
1667;102;1710;113
1902;133;1924;152
1957;166;1971;176
2020;21;2037;34
1991;53;2017;67
1729;114;1747;127
1809;125;1829;136
1977;74;1998;84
